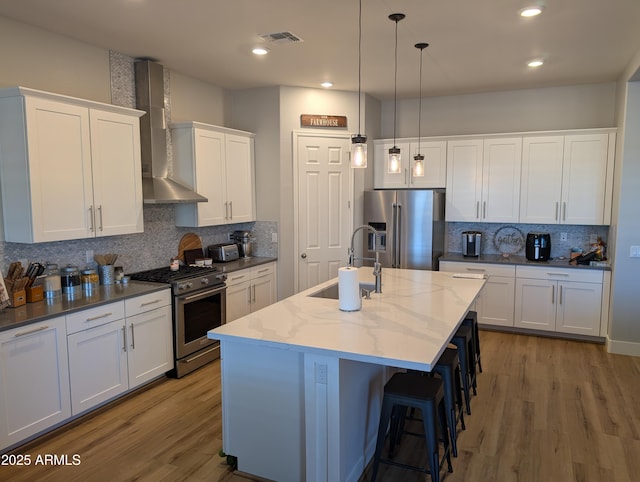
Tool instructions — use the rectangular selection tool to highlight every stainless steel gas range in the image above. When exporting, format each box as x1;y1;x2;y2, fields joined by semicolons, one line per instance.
129;265;227;378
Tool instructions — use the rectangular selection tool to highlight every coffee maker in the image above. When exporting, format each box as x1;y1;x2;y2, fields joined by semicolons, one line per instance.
462;231;482;257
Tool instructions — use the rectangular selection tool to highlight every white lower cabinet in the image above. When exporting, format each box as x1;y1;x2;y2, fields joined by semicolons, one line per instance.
226;263;277;322
0;317;71;450
67;290;172;416
440;261;515;327
514;266;604;336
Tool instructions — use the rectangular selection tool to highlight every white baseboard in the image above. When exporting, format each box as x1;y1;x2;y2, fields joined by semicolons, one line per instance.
606;336;640;356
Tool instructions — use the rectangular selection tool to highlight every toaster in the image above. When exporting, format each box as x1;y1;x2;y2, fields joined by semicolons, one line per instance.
207;243;240;262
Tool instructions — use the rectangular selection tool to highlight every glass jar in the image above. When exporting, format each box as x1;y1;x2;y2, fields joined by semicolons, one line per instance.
81;268;99;296
61;265;81;300
43;263;62;300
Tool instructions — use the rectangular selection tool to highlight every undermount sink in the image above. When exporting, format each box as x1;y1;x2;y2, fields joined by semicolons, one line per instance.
308;282;375;300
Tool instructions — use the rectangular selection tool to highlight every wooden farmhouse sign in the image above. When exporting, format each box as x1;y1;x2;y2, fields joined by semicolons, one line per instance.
300;115;347;128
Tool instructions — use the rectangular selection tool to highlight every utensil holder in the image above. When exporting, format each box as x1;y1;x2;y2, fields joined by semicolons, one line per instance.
99;265;115;285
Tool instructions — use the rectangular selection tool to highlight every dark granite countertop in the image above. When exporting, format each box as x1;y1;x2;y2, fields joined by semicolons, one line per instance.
0;281;170;333
211;256;277;273
440;253;611;271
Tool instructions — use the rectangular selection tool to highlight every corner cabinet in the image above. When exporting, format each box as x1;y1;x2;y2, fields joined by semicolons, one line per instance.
172;122;256;227
226;263;277;322
374;138;447;189
0;317;71;450
520;131;615;225
0;87;144;243
445;137;522;223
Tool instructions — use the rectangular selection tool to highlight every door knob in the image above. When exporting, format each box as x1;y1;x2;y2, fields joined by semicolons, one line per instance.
301;253;307;259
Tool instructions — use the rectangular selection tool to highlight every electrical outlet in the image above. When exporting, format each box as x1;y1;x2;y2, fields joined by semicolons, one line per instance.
316;363;328;384
590;234;598;244
630;246;640;258
271;232;278;243
560;232;568;242
86;249;94;264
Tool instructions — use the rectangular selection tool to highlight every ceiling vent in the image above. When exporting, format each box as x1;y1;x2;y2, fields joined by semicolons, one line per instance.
258;31;303;44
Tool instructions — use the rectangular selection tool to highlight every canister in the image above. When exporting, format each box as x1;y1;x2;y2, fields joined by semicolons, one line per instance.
61;265;81;299
43;263;62;299
81;268;99;296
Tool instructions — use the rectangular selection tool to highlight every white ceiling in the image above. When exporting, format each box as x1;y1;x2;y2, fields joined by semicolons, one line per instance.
1;0;640;101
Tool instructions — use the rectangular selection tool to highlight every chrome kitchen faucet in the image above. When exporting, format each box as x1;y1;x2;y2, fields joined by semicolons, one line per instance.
348;225;382;294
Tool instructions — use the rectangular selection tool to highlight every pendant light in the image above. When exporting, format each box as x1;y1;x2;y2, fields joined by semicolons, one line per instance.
387;13;405;174
413;42;429;178
350;0;367;168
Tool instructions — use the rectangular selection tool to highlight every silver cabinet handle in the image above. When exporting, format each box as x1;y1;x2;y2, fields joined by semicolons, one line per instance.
483;201;486;219
98;205;104;231
224;202;229;220
130;324;135;350
89;206;95;232
14;325;48;337
546;272;569;277
122;325;127;352
476;201;480;219
563;202;567;222
247;286;252;305
559;285;563;304
229;201;233;220
141;299;162;307
551;285;555;304
257;268;270;274
85;312;113;322
555;202;559;221
466;268;486;272
252;285;256;303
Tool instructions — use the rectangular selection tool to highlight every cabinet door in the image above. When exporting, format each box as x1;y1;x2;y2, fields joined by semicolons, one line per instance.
225;134;255;223
0;317;71;450
226;279;252;322
197;128;227;226
89;109;143;236
23;97;94;242
252;273;275;313
126;305;173;389
374;140;412;189
520;136;564;224
482;137;522;222
556;281;602;336
561;134;610;225
409;140;447;188
445;139;483;221
67;320;128;415
514;278;556;331
476;276;515;327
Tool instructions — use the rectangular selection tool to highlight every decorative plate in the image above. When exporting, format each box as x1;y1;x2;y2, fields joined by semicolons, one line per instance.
493;226;525;255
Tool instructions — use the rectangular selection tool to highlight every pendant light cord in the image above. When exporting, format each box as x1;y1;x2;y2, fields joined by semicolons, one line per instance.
418;46;424;154
393;17;399;146
357;0;363;136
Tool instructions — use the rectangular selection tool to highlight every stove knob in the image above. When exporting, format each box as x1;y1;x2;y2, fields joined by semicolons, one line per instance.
186;282;193;289
201;278;210;285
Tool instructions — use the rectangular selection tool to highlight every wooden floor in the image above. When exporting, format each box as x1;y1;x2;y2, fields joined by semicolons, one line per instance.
3;330;640;482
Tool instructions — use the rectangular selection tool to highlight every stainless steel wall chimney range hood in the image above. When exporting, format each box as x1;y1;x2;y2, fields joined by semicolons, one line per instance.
134;59;207;204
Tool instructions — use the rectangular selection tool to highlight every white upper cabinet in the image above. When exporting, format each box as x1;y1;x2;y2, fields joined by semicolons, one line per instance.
445;136;521;222
374;138;446;189
520;131;615;225
0;87;144;243
172;122;256;227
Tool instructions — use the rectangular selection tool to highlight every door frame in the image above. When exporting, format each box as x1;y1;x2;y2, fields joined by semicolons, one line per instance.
292;130;354;293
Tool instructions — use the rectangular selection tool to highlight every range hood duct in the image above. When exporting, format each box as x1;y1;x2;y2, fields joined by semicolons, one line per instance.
134;59;207;204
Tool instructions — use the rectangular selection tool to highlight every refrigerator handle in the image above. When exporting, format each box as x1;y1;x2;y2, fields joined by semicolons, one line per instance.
395;203;402;268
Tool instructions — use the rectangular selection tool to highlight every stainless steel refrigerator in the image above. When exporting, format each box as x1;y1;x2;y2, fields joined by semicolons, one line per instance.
363;189;445;270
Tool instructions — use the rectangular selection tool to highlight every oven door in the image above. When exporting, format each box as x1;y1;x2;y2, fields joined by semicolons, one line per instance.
174;285;226;360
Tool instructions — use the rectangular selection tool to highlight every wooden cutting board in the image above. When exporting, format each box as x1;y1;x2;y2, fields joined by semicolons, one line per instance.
178;233;202;261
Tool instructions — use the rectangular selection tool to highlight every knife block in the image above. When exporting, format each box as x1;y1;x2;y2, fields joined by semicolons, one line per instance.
10;289;26;307
26;285;44;303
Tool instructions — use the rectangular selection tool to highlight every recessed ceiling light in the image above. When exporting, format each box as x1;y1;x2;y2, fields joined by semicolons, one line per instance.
520;6;543;17
252;47;270;56
528;59;544;67
321;82;333;88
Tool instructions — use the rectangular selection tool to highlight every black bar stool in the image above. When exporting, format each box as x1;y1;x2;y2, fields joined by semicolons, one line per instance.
462;310;482;376
451;324;474;414
371;372;452;482
433;347;466;457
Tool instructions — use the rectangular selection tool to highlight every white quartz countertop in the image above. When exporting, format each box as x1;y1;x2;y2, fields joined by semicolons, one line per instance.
209;269;485;371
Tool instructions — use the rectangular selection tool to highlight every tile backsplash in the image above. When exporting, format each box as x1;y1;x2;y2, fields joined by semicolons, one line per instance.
447;222;609;259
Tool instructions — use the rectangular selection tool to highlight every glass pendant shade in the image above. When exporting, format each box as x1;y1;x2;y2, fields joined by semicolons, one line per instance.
351;135;367;168
413;154;425;177
388;146;401;174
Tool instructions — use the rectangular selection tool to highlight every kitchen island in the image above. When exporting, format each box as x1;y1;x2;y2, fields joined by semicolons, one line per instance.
208;269;485;482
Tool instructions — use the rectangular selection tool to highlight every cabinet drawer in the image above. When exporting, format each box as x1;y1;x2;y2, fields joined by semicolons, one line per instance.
66;301;125;335
515;266;603;284
124;289;171;317
226;269;252;286
440;261;515;278
252;264;275;278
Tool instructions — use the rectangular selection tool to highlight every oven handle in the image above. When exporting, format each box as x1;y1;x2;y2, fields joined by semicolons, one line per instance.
178;286;226;303
183;345;219;363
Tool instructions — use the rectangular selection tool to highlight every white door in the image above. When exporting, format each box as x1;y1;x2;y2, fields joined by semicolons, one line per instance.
296;133;352;292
